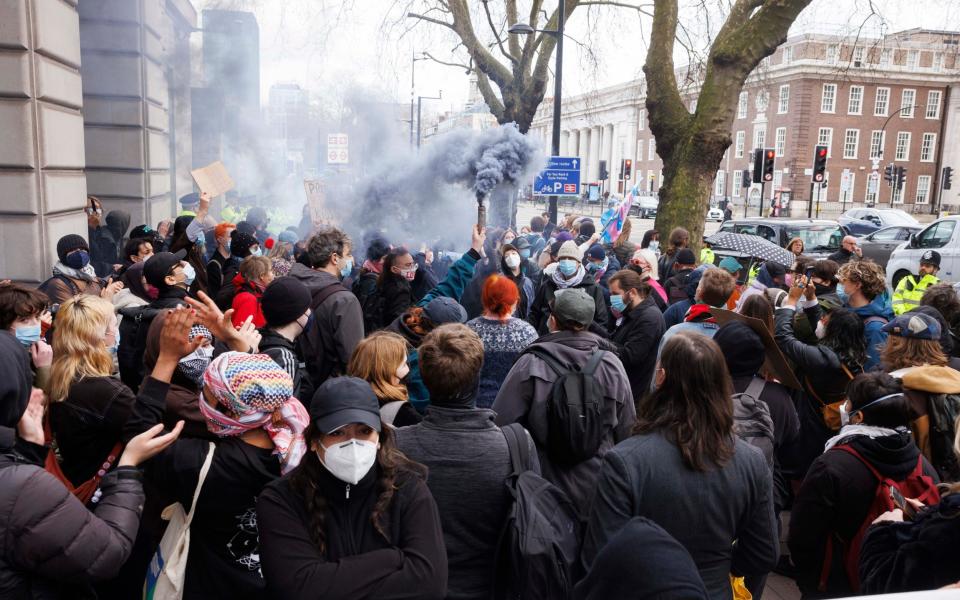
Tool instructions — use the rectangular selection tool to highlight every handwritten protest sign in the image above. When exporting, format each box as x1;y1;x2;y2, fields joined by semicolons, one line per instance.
304;179;334;225
190;161;235;197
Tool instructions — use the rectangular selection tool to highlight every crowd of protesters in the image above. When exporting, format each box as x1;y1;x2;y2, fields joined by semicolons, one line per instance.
0;189;959;600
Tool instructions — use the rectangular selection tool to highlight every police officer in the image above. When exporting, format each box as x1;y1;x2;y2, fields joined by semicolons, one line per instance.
892;250;941;315
699;236;715;266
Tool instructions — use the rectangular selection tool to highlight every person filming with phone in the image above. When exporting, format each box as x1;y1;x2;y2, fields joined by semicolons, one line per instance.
788;371;941;597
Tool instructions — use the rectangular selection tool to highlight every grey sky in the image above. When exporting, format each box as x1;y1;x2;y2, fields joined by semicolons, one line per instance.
196;0;959;113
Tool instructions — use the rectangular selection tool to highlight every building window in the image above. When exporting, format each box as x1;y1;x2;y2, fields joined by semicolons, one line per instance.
735;131;745;158
875;87;890;116
880;49;891;66
775;127;787;157
778;85;790;114
821;84;837;113
901;89;916;118
895;132;911;161
916;175;932;205
714;171;726;196
637;142;643;162
783;46;793;64
926;91;942;119
921;133;936;162
738;91;748;119
933;52;944;71
907;50;920;69
773;170;783;191
826;44;839;64
733;170;743;198
818;127;833;157
840;172;856;204
852;46;865;65
869;130;885;160
843;129;860;159
753;126;766;150
648;138;656;161
848;86;864;114
638;109;645;130
892;179;906;204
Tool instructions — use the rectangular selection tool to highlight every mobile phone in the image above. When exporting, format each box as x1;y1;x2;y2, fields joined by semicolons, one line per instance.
805;267;816;279
889;486;917;520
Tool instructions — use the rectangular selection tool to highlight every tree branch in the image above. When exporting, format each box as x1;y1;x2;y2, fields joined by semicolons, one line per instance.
446;0;514;89
476;69;506;120
406;11;455;31
481;0;518;65
643;0;690;158
422;51;472;72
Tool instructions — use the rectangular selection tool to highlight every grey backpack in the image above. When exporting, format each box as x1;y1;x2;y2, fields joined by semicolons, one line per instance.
731;377;775;470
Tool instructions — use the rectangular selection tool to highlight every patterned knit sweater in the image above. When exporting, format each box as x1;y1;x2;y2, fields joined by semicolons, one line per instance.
467;316;539;408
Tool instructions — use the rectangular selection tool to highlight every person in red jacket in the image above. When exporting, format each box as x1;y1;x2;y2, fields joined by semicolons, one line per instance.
231;255;275;328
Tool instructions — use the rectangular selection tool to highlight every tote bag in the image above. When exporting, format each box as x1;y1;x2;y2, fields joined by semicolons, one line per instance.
144;442;216;600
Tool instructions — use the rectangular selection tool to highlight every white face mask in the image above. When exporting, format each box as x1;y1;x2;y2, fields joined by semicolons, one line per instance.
815;320;827;340
504;253;521;269
317;438;379;485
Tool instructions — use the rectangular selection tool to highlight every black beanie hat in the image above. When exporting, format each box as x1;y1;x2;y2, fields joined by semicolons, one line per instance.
235;220;257;236
579;220;596;238
57;234;89;262
713;321;765;378
231;232;259;258
261;277;312;326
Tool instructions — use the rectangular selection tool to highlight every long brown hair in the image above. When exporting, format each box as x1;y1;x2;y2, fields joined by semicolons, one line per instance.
614;219;633;248
739;294;774;333
664;227;690;258
347;332;409;404
287;424;426;554
635;332;735;471
881;336;948;371
48;296;116;402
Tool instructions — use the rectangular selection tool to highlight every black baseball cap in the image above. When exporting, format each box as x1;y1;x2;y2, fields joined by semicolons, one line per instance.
143;249;186;287
309;377;382;434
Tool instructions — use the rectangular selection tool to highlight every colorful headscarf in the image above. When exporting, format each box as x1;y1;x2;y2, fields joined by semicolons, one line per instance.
199;352;309;474
177;325;214;387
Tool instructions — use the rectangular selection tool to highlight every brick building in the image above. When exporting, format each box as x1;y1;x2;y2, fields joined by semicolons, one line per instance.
529;28;960;217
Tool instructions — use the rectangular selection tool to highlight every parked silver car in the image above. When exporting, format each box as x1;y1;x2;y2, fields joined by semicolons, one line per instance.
857;225;921;269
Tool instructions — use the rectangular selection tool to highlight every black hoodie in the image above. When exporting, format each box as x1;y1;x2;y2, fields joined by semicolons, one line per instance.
257;463;448;600
259;328;314;407
788;430;940;597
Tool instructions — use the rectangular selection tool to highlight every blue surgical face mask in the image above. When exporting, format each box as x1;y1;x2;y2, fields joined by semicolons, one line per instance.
610;294;627;314
519;249;531;260
836;282;849;304
64;250;90;270
558;259;578;276
251;247;263;257
15;323;41;347
340;257;354;278
648;240;660;253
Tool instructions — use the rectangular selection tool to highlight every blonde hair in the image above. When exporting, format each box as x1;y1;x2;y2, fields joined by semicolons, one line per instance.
615;219;633;248
47;295;115;402
633;248;659;280
347;331;409;404
239;255;273;281
267;241;293;259
838;259;887;299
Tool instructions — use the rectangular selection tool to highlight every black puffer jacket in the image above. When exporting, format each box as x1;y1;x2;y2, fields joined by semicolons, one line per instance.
528;274;609;336
0;427;145;599
609;296;665;401
788;430;940;598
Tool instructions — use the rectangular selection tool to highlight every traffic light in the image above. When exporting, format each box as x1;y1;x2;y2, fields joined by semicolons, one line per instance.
895;166;907;191
812;146;828;182
943;166;953;190
599;160;609;181
883;164;895;186
752;149;763;183
741;169;751;188
762;148;775;182
623;159;632;180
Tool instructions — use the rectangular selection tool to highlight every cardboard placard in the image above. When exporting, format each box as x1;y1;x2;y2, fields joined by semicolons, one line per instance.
711;308;803;390
303;179;333;225
190;161;235;197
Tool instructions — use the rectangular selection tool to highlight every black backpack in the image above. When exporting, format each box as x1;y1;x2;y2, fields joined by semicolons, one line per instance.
117;305;162;392
731;377;776;471
493;423;581;600
928;392;960;481
523;346;607;464
352;272;384;334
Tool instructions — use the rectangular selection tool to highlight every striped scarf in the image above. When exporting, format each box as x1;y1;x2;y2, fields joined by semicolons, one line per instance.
199;352;309;474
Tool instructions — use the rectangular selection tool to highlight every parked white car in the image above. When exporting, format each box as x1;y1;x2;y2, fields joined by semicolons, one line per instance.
707;207;724;222
885;216;960;288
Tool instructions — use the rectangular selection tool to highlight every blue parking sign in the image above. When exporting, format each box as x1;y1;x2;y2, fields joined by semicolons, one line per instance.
533;156;581;196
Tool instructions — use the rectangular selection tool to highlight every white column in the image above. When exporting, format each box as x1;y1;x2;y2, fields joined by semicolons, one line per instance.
578;127;590;176
601;123;614;190
570;130;580;162
625;114;639;188
587;125;601;182
560;130;570;156
611;123;623;193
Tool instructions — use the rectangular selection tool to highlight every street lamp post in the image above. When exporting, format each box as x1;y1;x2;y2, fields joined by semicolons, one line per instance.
509;1;565;226
417;92;442;148
410;52;428;149
875;103;930;210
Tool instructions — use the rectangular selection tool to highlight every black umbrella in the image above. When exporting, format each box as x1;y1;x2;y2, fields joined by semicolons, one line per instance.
705;231;794;267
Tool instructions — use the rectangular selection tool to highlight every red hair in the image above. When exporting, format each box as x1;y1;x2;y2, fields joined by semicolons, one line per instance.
482;274;519;318
214;222;236;239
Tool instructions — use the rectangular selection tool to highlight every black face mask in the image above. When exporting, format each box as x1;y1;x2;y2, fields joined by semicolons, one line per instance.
814;283;835;296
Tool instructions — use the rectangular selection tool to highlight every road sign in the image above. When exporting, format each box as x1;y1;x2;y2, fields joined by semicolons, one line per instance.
840;169;853;192
533;156;581;196
868;171;880;194
327;133;349;164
